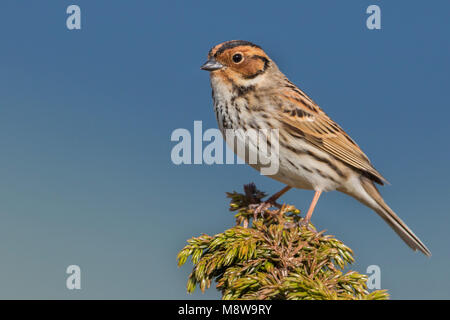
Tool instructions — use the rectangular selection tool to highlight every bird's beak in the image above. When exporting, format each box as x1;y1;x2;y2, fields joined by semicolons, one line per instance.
200;58;224;71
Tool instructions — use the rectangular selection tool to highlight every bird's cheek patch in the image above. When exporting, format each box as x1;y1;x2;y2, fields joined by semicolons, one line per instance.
244;59;264;76
240;59;265;77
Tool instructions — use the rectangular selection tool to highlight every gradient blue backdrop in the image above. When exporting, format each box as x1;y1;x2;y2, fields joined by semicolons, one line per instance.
0;1;448;299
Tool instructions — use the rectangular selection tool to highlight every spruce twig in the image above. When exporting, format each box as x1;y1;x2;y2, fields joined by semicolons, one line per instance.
177;183;389;300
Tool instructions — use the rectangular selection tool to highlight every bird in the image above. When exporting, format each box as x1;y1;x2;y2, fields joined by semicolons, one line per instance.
200;40;431;257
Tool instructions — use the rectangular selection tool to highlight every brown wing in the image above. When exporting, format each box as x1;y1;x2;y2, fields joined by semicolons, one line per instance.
276;88;386;185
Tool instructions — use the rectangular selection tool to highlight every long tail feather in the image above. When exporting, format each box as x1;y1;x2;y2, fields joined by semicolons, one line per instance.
359;177;431;257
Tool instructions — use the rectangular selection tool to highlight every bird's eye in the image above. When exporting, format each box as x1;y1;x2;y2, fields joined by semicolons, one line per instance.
232;53;243;63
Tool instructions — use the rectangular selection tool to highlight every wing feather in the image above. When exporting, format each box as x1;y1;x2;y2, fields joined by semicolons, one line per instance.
276;88;386;184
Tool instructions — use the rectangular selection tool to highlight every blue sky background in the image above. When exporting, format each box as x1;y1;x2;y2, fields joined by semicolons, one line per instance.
0;1;449;299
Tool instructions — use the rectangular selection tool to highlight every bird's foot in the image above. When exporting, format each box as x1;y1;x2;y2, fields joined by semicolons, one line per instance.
299;219;317;233
249;200;281;220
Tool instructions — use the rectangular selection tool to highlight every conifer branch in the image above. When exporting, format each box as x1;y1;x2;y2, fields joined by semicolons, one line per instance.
177;183;389;300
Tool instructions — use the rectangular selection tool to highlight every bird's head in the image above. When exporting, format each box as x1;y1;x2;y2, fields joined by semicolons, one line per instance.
201;40;273;84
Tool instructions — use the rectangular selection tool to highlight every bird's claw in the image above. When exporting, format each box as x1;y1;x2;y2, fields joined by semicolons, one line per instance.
249;201;280;220
299;219;317;233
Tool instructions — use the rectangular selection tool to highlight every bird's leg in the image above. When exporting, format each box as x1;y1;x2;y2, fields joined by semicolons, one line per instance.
301;190;322;227
267;186;293;204
250;186;292;218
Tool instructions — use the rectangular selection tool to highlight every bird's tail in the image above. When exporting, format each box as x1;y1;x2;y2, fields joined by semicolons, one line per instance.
357;177;431;257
